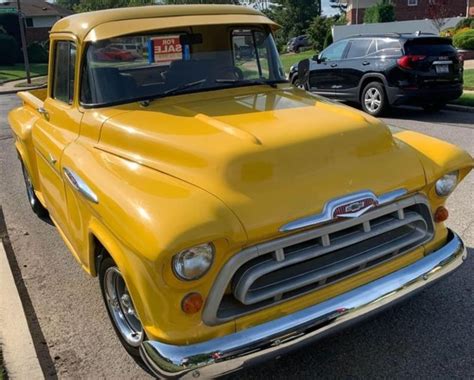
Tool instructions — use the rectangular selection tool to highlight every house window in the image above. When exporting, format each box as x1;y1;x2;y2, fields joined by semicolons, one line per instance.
25;18;33;27
408;0;418;6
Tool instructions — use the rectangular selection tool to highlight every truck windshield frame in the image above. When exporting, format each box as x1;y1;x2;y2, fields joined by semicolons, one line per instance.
79;25;286;108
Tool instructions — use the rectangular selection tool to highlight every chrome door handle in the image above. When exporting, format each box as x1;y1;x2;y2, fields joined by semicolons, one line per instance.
63;167;99;204
330;63;338;68
362;61;370;66
48;153;57;165
37;107;49;119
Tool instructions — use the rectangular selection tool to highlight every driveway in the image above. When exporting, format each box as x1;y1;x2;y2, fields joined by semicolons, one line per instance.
0;95;472;379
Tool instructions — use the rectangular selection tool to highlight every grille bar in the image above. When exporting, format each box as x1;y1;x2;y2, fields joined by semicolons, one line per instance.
234;212;428;305
202;194;434;326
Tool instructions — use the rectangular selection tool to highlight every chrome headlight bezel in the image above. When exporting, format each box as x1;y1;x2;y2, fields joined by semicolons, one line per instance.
172;243;215;281
435;171;458;197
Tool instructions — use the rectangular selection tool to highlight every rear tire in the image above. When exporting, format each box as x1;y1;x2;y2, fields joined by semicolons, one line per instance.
21;162;48;218
99;255;144;358
361;82;388;116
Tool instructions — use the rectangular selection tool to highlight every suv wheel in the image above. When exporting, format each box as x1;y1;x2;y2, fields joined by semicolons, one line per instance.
361;82;387;116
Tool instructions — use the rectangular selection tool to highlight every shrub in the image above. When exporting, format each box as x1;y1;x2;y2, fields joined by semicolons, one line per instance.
453;29;474;50
323;30;333;49
0;33;18;65
27;41;49;63
363;0;395;23
454;18;474;31
307;16;332;52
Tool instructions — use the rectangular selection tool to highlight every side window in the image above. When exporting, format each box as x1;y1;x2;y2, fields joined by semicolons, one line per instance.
232;29;271;80
320;40;348;61
346;39;373;59
52;41;76;104
375;39;402;56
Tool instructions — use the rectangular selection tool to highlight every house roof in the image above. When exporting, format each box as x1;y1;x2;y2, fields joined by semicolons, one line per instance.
51;5;277;41
0;0;72;17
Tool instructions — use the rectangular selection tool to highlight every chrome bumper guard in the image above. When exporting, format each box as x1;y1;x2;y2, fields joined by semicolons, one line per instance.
140;230;466;379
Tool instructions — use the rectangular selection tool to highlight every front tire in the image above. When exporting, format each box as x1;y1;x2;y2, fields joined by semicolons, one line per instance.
21;162;48;218
361;82;388;116
99;255;144;358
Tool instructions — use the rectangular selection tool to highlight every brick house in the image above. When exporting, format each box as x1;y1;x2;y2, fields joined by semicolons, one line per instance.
0;0;72;43
343;0;472;24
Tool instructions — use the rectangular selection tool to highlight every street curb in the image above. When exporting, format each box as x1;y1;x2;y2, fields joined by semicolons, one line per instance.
0;241;45;379
446;104;474;113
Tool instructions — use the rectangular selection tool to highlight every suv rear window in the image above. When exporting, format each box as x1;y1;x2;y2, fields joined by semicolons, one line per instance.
404;38;456;56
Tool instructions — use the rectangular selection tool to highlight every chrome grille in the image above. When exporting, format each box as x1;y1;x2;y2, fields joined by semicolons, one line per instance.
202;195;434;326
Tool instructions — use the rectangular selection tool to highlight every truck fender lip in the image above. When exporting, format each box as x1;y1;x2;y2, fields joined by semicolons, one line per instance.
140;230;466;379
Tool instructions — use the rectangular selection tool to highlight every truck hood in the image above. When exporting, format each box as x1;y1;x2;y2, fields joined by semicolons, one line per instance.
97;86;426;242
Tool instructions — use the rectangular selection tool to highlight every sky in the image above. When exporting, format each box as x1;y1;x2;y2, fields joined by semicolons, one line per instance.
322;0;340;17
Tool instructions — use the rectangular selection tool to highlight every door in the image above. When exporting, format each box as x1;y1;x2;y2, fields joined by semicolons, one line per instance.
33;40;82;233
308;39;349;97
336;38;375;101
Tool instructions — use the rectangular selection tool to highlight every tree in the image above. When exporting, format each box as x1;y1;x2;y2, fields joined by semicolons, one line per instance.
72;0;156;12
162;0;239;3
265;0;321;51
307;16;331;52
363;0;394;23
427;0;453;32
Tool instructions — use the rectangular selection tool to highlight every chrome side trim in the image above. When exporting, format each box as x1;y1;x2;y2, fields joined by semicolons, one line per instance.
140;231;465;379
280;188;407;232
63;167;99;204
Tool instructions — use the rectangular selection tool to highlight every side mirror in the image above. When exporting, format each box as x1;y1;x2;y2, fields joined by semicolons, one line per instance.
297;58;310;86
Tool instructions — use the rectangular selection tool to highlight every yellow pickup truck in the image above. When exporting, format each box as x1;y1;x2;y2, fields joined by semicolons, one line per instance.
8;5;473;378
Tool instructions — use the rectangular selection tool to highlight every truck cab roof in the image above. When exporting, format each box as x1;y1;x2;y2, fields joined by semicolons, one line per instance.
51;5;277;42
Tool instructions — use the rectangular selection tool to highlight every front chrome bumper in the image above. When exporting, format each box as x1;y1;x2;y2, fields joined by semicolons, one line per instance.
140;230;466;379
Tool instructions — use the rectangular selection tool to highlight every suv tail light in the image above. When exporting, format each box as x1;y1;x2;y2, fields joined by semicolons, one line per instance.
397;55;426;69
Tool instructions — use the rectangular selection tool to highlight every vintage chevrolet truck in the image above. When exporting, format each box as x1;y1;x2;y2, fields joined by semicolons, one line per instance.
8;5;473;379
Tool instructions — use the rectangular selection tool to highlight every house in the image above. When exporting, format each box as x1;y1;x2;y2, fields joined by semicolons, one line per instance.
0;0;72;43
332;0;473;24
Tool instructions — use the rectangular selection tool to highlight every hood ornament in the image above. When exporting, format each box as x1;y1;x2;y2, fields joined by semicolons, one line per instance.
280;189;407;232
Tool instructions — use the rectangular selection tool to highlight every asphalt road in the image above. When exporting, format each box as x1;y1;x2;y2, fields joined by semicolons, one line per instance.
0;94;473;379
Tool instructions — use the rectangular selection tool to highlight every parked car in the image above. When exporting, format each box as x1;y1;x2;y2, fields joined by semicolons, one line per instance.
287;35;310;53
8;6;473;378
109;42;143;56
289;33;464;115
94;46;138;62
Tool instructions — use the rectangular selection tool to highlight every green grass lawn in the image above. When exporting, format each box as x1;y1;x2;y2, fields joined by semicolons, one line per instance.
452;93;474;107
0;63;48;84
280;50;315;74
464;69;474;90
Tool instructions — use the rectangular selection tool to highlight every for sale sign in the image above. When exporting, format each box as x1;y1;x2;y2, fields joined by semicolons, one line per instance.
148;35;183;65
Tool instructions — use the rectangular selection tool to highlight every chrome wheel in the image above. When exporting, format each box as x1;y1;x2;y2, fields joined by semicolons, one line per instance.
104;267;144;347
364;87;382;113
22;165;36;208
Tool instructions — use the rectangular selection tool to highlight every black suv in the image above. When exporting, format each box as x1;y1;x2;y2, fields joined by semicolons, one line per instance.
289;33;463;115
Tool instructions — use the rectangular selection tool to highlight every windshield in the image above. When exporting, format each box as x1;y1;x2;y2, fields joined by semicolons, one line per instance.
81;26;286;107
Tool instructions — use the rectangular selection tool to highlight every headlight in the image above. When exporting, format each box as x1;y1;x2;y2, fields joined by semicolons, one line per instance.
435;171;458;196
172;243;214;281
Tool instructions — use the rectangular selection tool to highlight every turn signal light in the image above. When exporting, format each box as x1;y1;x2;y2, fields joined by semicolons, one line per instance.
434;206;449;223
182;293;203;314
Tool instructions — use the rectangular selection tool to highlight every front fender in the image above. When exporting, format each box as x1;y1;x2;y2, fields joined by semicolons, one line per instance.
61;142;246;344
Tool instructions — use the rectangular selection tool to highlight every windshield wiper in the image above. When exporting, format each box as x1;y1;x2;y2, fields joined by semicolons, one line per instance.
139;79;207;107
163;79;207;96
214;79;287;88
